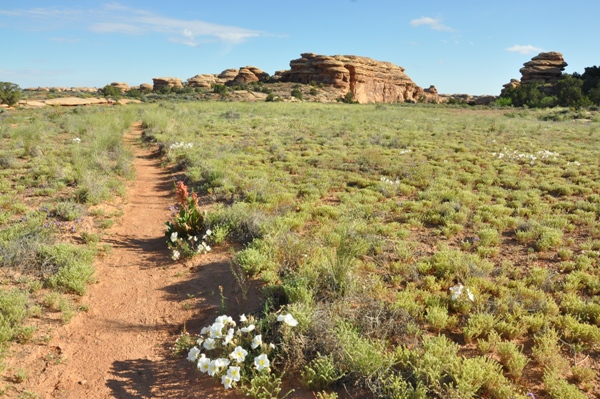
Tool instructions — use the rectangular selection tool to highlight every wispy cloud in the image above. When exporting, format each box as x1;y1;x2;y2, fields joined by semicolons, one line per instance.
505;44;543;55
0;3;266;46
410;17;456;32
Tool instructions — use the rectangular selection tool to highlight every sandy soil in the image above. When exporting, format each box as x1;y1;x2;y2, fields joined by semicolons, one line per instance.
13;124;254;398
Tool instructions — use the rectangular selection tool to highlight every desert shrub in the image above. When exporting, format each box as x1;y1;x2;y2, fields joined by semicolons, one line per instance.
213;84;228;94
42;243;95;295
543;371;587;399
0;81;21;106
301;353;345;390
290;88;303;100
53;201;86;221
0;289;29;344
100;84;121;97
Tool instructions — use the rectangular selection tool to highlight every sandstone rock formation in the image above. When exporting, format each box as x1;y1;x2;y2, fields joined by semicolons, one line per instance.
152;77;183;91
139;83;153;92
218;69;239;81
520;52;567;85
229;66;270;86
187;74;218;88
278;53;433;104
501;52;568;95
110;82;130;92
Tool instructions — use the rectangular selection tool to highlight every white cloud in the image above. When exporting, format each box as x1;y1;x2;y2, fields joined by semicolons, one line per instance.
505;44;543;55
410;17;456;32
0;3;265;46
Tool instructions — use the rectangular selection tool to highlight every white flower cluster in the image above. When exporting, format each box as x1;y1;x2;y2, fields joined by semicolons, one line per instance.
566;161;581;167
72;137;81;143
449;284;474;302
490;148;559;165
170;229;212;260
170;142;194;150
187;313;298;390
399;149;412;155
380;177;400;185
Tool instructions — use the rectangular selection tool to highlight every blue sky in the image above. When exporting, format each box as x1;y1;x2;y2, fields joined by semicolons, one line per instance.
1;1;598;95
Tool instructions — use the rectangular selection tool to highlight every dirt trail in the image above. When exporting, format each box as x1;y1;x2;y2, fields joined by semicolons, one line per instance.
21;123;243;398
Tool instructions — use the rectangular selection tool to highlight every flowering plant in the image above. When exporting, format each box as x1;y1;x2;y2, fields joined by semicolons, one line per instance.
165;181;212;260
185;313;298;392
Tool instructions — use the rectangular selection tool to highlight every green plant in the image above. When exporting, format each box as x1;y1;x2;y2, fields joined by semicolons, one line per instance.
165;181;212;259
290;88;303;101
301;353;345;390
0;81;21;106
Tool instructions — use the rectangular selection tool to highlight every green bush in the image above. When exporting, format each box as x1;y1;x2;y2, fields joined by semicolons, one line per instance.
41;243;95;295
0;81;21;106
101;84;121;98
290;88;303;100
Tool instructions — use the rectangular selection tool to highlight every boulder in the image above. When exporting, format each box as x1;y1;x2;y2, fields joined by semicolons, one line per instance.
279;53;433;104
218;69;239;82
139;83;153;92
152;77;183;91
229;66;270;85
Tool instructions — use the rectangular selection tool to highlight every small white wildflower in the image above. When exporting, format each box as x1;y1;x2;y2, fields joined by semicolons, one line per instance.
239;314;247;323
197;356;210;373
466;288;475;302
449;284;464;301
209;322;225;339
72;137;81;143
240;324;255;333
208;360;219;376
254;354;270;371
203;337;216;350
170;232;178;242
171;250;180;260
221;374;233;389
215;358;230;368
251;334;262;349
206;229;212;236
230;346;248;363
277;313;298;327
227;366;241;382
196;337;204;346
187;346;201;362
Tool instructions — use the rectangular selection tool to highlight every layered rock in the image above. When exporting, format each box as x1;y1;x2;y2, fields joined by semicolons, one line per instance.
139;83;153;92
278;53;432;103
218;69;239;81
152;77;183;91
110;82;130;92
520;52;567;85
187;74;219;88
229;66;270;85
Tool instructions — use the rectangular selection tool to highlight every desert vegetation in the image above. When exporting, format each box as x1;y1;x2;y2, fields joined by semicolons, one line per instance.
1;97;600;398
134;101;600;398
0;105;136;383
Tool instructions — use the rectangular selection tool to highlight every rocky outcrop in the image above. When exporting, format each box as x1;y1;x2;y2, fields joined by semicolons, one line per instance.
229;66;270;86
139;83;153;92
218;69;239;81
520;52;567;85
187;74;218;88
110;82;130;92
152;77;183;91
277;53;432;104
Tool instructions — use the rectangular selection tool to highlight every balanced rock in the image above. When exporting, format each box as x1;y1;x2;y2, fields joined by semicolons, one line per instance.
279;53;432;104
519;52;567;85
152;77;183;91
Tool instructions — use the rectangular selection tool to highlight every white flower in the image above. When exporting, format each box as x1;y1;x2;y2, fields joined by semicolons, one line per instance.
240;324;255;333
209;322;225;339
206;229;212;236
223;328;235;345
203;338;216;350
187;346;201;362
230;346;248;363
215;358;230;368
197;356;211;373
170;232;178;242
466;288;475;302
72;137;81;143
221;374;233;389
449;284;464;301
277;313;298;327
196;337;204;346
172;250;180;260
239;314;247;323
200;326;209;335
251;334;262;349
227;366;241;382
269;343;276;350
208;360;219;376
193;236;198;241
254;354;270;371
